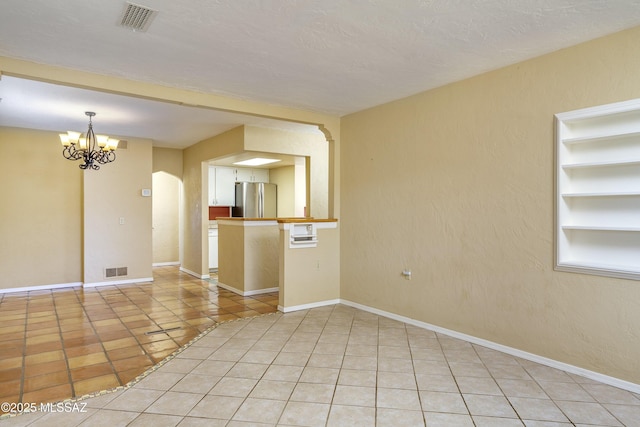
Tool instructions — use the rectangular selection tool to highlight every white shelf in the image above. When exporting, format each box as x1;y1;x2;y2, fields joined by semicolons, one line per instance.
561;191;640;198
561;159;640;169
561;130;640;145
562;225;640;232
555;98;640;280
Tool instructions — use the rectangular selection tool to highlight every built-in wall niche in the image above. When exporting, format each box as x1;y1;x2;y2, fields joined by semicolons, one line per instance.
555;98;640;280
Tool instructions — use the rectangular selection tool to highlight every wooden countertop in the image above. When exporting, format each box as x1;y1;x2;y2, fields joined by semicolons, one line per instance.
216;217;338;223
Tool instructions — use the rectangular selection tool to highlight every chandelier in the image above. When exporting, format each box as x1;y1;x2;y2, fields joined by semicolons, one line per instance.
59;112;119;170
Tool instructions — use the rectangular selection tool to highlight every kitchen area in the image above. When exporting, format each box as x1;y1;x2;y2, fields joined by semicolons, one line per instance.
206;154;305;272
207;154;339;312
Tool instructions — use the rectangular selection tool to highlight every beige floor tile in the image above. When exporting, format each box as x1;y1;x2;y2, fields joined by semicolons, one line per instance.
170;374;219;394
456;376;503;395
496;378;548;399
134;372;185;391
377;408;426;427
262;364;304;382
189;360;234;377
249;379;295;400
308;352;343;368
415;373;458;392
341;355;377;371
225;362;268;379
377;371;417;389
422;411;473;427
144;391;204;416
554;400;624;426
509;397;569;422
178;417;227;426
298;366;340;384
463;394;518;418
290;382;335;403
279;401;330;427
603;403;640;427
127;413;182;427
105;387;164;412
420;390;468;414
582;383;640;405
208;377;258;398
473;415;525;426
377;387;422;410
231;397;286;424
332;385;375;407
337;369;377;387
187;395;243;419
378;357;414;373
78;408;139;426
326;404;375;427
537;380;595;402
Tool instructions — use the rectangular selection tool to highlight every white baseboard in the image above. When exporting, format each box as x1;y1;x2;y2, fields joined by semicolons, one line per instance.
215;281;278;297
179;266;209;279
152;261;180;267
83;277;154;288
244;287;279;296
340;299;640;395
0;282;82;294
279;298;341;313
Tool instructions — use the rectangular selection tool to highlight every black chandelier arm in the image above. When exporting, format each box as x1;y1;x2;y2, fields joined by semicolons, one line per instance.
62;145;85;161
60;111;118;170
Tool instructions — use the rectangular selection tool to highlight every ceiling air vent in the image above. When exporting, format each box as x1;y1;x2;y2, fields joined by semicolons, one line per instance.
119;2;157;32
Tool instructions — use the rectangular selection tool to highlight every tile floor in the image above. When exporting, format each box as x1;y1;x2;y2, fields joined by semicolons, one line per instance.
1;303;639;426
0;266;278;411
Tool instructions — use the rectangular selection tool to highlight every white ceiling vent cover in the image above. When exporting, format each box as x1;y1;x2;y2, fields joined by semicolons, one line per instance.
119;2;157;32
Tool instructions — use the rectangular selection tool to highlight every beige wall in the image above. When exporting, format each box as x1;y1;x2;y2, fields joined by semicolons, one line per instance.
217;221;245;291
182;127;245;276
0;127;153;288
270;166;295;217
0;127;82;289
279;224;340;309
340;26;640;384
83;138;153;284
152;148;183;265
244;126;329;218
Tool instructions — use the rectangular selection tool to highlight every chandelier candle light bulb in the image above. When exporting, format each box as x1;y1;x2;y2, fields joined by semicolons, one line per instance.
59;112;118;170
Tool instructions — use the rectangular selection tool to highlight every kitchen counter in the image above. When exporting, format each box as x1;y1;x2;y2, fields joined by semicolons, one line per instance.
215;218;338;300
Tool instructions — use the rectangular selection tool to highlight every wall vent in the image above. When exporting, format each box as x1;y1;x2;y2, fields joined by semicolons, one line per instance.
118;140;128;149
119;3;157;32
105;267;128;278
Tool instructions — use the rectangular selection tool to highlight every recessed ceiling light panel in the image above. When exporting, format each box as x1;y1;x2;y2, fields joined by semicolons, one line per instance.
233;158;281;166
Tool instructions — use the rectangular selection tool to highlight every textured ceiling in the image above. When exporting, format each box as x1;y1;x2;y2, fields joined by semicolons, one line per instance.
1;0;640;147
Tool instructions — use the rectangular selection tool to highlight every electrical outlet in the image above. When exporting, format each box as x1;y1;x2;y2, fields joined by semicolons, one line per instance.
119;217;125;225
402;269;412;280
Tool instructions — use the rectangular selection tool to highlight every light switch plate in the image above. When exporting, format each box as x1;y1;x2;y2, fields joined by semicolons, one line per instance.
141;189;152;197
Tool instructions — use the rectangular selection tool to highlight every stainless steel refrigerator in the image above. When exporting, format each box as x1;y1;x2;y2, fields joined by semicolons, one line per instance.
232;182;277;218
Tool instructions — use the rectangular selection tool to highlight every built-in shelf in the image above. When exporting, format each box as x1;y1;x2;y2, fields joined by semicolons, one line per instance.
561;159;640;169
561;191;640;198
561;225;640;232
555;98;640;280
562;130;640;145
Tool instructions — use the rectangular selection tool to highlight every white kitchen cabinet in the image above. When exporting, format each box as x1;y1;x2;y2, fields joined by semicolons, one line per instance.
208;166;217;205
235;167;269;183
555;98;640;280
215;167;236;206
208;166;236;206
208;227;218;269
